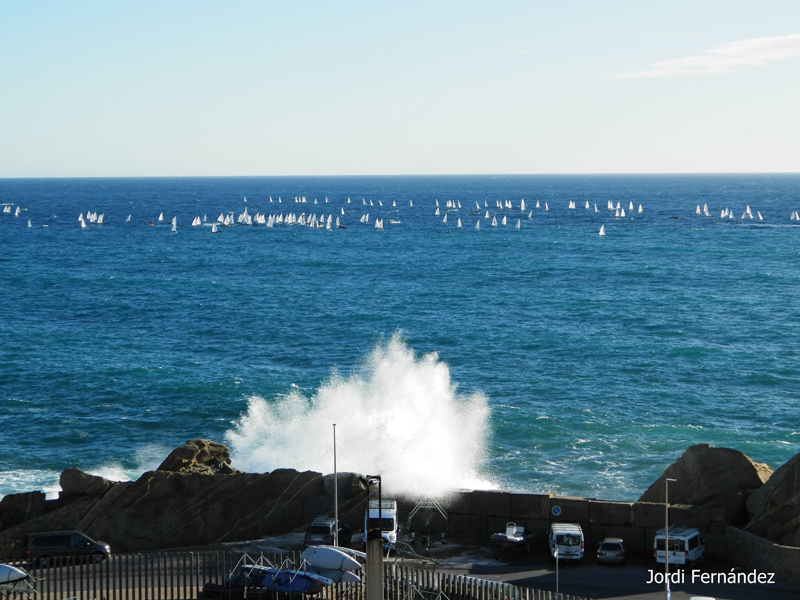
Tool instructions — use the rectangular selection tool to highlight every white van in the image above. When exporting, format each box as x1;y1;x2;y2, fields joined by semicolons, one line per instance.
653;526;705;565
363;499;399;546
548;523;584;561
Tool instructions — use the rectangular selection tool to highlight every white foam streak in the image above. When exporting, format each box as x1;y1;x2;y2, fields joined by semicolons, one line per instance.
226;335;496;496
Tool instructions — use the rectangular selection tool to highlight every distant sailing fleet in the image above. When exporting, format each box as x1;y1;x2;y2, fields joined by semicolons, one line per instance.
4;195;800;237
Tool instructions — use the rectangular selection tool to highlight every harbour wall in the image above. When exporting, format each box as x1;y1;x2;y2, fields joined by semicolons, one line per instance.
394;490;798;585
396;490;727;558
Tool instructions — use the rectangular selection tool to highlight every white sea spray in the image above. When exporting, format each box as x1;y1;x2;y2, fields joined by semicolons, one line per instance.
226;334;496;497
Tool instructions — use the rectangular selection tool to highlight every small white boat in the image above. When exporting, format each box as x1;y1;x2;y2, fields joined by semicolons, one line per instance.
301;546;361;571
599;224;605;237
0;563;30;594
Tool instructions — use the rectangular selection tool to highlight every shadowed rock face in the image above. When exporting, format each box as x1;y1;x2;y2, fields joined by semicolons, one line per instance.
0;440;371;555
745;452;800;547
638;444;772;525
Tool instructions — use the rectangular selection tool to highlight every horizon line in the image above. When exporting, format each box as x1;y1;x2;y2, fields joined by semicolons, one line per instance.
2;170;799;181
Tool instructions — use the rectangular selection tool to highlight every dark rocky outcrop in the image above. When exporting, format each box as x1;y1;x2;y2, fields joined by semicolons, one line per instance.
157;439;237;475
638;444;772;525
0;441;370;556
0;491;48;530
60;468;117;498
745;451;800;547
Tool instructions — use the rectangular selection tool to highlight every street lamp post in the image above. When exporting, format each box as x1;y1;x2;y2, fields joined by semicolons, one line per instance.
333;424;338;547
665;477;677;600
365;475;383;600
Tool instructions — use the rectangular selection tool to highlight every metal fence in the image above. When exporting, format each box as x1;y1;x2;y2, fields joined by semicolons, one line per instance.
2;550;590;600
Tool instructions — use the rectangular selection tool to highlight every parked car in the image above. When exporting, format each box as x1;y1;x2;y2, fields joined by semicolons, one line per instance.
25;531;111;567
596;537;628;565
653;526;705;565
548;523;584;561
304;516;352;547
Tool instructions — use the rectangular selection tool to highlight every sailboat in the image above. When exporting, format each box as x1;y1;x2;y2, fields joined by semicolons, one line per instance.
171;217;177;233
599;224;605;237
456;218;462;228
515;219;520;229
211;223;219;233
27;219;32;229
475;220;480;230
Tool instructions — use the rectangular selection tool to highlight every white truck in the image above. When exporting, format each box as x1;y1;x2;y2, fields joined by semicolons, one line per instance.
363;499;399;546
653;526;705;565
548;523;585;561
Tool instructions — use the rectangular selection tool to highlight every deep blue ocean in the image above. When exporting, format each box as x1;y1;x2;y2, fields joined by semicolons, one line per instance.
1;174;798;502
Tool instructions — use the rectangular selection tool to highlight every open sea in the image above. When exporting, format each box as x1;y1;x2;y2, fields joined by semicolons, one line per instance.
1;174;799;502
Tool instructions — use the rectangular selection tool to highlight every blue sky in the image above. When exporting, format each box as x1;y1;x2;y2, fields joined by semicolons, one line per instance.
1;1;798;177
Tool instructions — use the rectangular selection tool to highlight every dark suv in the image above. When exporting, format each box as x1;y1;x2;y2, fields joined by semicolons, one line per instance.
304;516;352;547
26;531;111;567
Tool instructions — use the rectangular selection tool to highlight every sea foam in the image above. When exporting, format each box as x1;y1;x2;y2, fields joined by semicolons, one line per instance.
225;334;496;497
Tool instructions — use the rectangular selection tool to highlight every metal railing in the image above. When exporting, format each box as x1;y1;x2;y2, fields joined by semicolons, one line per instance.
1;550;590;600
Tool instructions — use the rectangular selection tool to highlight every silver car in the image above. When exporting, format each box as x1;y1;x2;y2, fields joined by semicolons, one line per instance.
596;537;627;565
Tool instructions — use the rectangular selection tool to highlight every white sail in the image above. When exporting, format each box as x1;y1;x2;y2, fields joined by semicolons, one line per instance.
158;212;164;222
435;207;440;216
599;224;605;237
492;216;497;227
501;215;507;225
457;218;462;228
520;199;526;211
442;214;448;224
211;223;218;233
545;202;549;211
515;219;520;229
475;220;480;230
638;204;643;214
27;219;32;228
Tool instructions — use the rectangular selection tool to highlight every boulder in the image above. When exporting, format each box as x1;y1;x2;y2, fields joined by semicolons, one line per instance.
0;491;48;530
638;444;772;525
157;439;237;475
60;468;117;498
745;451;800;546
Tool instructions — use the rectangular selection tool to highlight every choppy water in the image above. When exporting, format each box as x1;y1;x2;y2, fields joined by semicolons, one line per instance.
1;174;799;501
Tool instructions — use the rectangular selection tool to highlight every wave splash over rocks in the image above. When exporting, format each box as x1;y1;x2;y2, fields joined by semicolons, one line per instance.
226;334;496;496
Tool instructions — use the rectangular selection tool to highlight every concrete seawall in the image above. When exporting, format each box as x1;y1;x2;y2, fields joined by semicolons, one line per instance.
405;490;726;558
392;489;800;585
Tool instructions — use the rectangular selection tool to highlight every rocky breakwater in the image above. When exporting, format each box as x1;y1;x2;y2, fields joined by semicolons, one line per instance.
0;439;368;556
2;440;799;562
